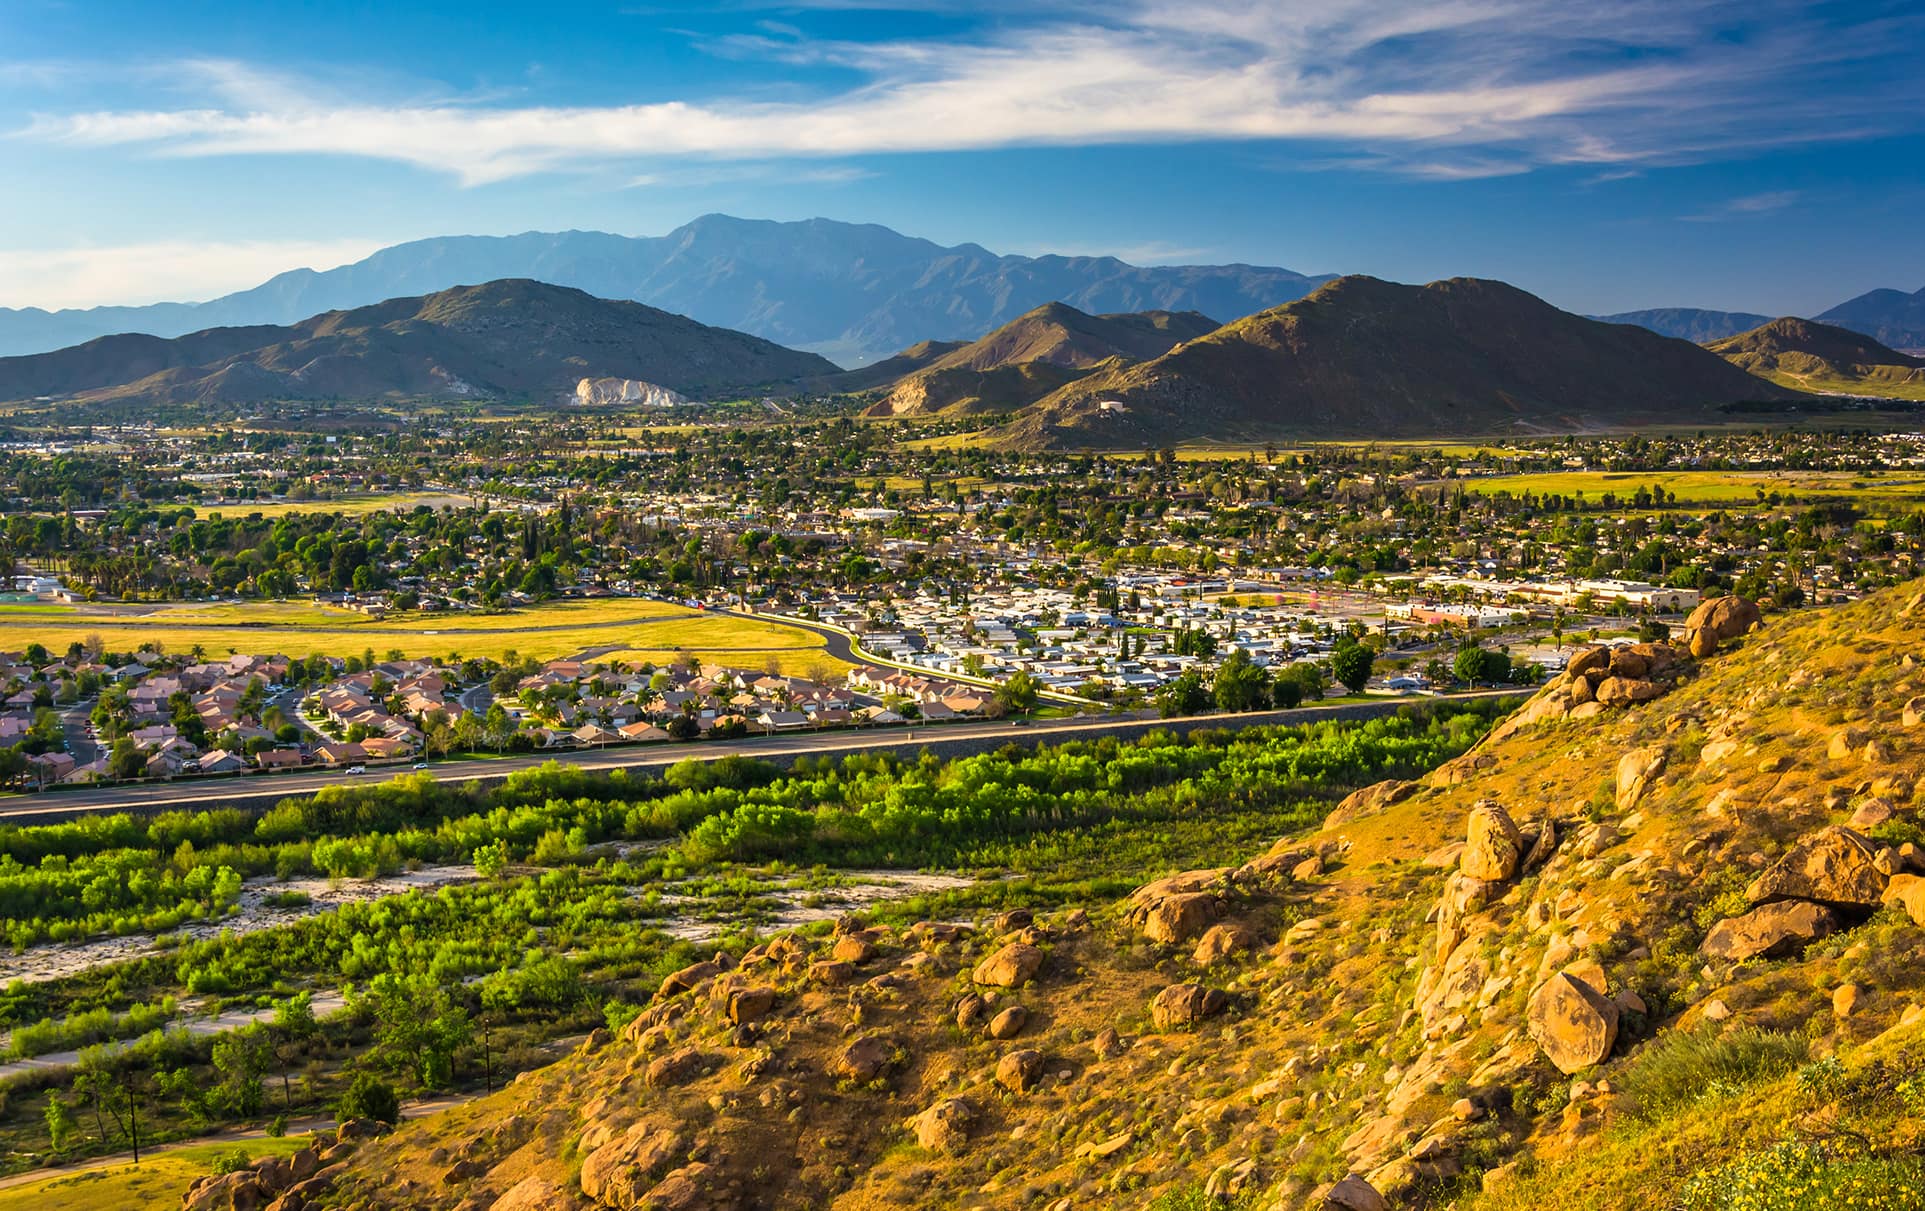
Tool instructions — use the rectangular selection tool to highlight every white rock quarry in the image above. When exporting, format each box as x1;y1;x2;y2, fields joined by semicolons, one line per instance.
575;377;690;407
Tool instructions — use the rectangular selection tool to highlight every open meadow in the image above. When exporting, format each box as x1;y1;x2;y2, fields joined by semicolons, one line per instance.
0;599;838;667
1448;468;1925;507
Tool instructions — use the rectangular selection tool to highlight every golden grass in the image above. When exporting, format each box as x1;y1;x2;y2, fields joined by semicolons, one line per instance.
194;493;477;519
0;1137;306;1211
0;600;823;664
599;648;851;678
1450;469;1925;505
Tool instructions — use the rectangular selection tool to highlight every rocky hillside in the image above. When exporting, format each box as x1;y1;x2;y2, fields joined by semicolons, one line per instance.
211;581;1925;1211
866;304;1218;417
0;280;838;407
985;276;1801;448
1709;317;1925;399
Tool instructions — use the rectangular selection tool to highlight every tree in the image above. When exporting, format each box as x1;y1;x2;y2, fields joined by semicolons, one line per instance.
212;1025;270;1117
1155;670;1210;719
335;1072;399;1125
473;838;510;879
44;1092;77;1150
272;993;319;1111
108;737;145;781
994;669;1040;716
1331;640;1375;695
1212;649;1269;713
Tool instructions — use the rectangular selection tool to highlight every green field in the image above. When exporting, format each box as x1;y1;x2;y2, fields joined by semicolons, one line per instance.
192;492;478;519
0;1137;306;1211
0;599;835;666
1449;469;1925;506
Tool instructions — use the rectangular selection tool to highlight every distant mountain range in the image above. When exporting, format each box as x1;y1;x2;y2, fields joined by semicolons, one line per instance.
984;276;1799;448
0;215;1335;367
1708;317;1925;399
867;303;1218;417
1596;288;1925;350
0;280;836;407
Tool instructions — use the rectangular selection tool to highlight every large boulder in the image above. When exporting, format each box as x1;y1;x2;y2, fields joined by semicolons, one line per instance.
1151;982;1227;1030
972;942;1044;988
1616;746;1667;813
1686;595;1762;643
1566;646;1610;680
1193;922;1257;966
995;1048;1045;1093
906;1097;977;1153
1320;1173;1390;1211
488;1176;575;1211
579;1121;687;1209
1595;676;1663;707
1883;874;1925;925
834;1036;896;1083
1134;892;1224;945
1461;803;1524;882
1527;972;1619;1074
1746;826;1887;911
1700;900;1841;961
1324;779;1418;828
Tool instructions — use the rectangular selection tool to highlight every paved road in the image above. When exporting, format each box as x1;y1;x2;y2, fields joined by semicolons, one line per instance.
0;690;1519;823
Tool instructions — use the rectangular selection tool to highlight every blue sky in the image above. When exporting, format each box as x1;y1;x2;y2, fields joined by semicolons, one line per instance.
2;0;1921;316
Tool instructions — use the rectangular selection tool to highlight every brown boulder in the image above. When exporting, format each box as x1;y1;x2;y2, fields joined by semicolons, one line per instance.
1566;646;1610;680
1688;628;1719;659
1616;746;1667;812
1151;982;1227;1030
644;1047;708;1088
579;1121;687;1209
645;1162;728;1211
1607;648;1649;679
1461;802;1524;882
726;986;777;1026
834;1036;895;1083
1320;1173;1390;1211
1700;900;1841;961
1193;922;1257;966
906;1097;977;1153
987;1005;1029;1040
830;935;876;964
1132;891;1225;945
657;958;726;1000
1324;779;1418;827
954;993;989;1031
1905;697;1924;729
489;1175;576;1211
972;942;1044;988
1881;873;1925;925
1595;676;1662;707
808;959;855;986
995;1048;1045;1093
1527;972;1619;1074
1686;595;1762;642
1746;826;1887;910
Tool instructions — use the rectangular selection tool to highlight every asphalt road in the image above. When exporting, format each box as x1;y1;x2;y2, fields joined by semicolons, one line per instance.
0;690;1519;823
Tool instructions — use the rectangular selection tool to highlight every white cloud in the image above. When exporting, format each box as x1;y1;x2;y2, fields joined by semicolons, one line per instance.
15;1;1924;184
1682;190;1801;222
0;238;387;310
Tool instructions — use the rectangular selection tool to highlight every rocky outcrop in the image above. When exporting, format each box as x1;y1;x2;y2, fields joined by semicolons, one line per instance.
1324;779;1418;827
579;1121;687;1207
1319;1172;1389;1211
1126;871;1229;943
1527;972;1619;1074
1461;802;1525;882
1616;746;1667;812
1746;826;1887;911
1700;900;1841;960
995;1048;1045;1093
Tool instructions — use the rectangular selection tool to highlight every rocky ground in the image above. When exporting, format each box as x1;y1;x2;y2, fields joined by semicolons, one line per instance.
181;583;1925;1210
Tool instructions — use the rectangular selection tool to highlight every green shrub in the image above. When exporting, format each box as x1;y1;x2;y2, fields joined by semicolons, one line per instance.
1620;1025;1808;1121
335;1071;399;1125
1680;1141;1925;1211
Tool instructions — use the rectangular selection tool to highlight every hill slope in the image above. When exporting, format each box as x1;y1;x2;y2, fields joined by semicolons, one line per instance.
1709;316;1925;400
0;281;839;406
0;217;1332;365
867;303;1219;416
989;276;1800;448
253;580;1925;1211
1816;285;1925;352
1591;307;1773;342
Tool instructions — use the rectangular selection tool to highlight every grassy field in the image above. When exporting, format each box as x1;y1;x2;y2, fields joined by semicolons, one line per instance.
1746;367;1925;401
1450;469;1925;506
193;492;477;519
0;599;834;665
0;1137;306;1210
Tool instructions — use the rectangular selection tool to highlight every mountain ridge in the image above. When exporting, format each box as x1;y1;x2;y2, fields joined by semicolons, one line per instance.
1709;316;1925;399
0;216;1334;365
0;279;838;407
988;275;1803;448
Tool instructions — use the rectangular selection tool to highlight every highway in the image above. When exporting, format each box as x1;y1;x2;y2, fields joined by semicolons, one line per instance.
0;689;1520;824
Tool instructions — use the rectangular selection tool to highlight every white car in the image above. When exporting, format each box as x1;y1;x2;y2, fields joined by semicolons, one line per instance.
344;765;366;775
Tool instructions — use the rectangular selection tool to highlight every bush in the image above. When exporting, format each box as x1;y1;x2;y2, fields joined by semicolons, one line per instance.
1620;1025;1808;1121
1680;1141;1925;1211
211;1147;252;1175
335;1071;400;1125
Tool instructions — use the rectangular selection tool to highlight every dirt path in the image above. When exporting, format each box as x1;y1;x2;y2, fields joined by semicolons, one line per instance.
0;1091;477;1193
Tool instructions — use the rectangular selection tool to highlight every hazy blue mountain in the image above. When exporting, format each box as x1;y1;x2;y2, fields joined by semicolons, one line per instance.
1816;286;1925;352
0;216;1334;365
1590;308;1774;342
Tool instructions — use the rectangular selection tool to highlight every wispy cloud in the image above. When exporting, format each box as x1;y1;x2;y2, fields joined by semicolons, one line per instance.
0;238;387;310
1682;189;1801;221
15;1;1925;184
